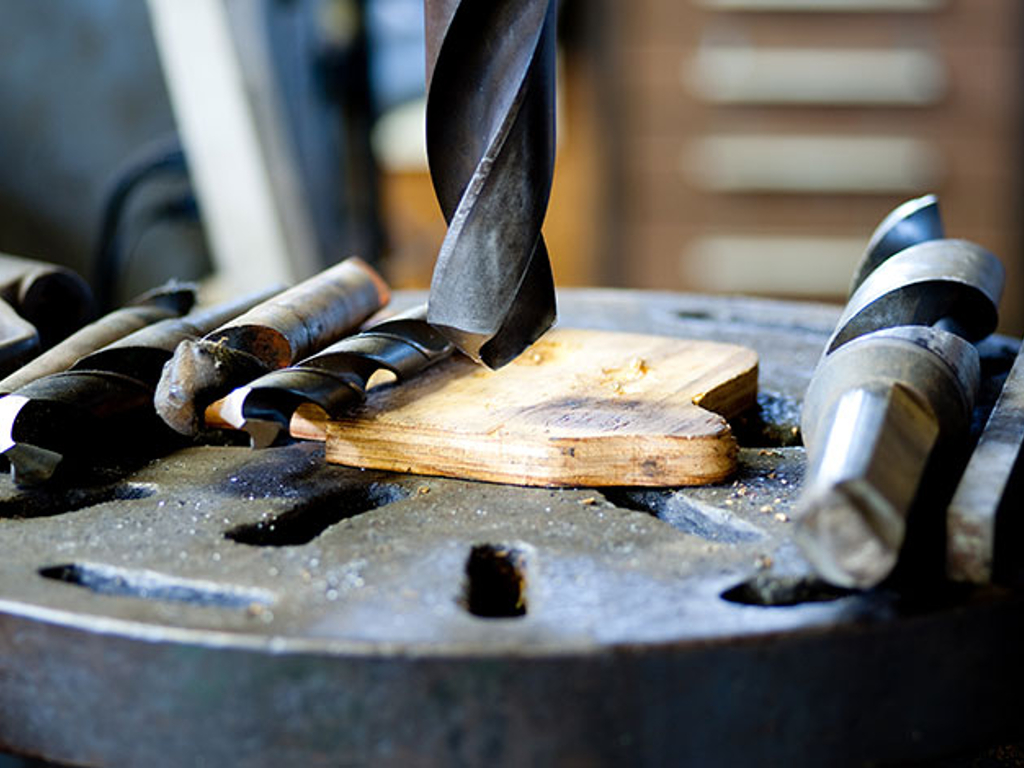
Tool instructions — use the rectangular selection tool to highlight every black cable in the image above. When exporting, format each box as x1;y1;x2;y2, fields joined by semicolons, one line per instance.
119;193;202;293
92;135;191;311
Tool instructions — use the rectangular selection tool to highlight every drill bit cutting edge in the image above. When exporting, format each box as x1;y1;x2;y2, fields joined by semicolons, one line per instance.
423;0;558;369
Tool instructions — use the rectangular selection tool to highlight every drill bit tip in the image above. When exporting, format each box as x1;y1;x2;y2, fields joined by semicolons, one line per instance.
0;395;64;486
204;386;290;449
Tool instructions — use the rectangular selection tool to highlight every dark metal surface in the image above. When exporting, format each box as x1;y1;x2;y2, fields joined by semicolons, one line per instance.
218;303;454;448
423;0;557;368
852;193;943;294
0;290;1021;767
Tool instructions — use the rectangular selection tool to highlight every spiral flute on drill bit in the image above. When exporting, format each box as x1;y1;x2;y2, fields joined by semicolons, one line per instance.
423;0;558;369
795;195;1004;589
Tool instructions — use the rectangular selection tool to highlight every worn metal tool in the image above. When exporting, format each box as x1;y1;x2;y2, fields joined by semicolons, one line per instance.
795;197;1004;588
0;291;273;485
947;340;1024;584
0;255;105;378
850;193;943;293
154;257;389;437
205;304;454;448
423;0;557;369
0;298;41;378
0;282;196;397
0;252;96;350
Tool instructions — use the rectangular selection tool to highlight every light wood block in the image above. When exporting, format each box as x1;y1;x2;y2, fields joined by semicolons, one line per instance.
294;328;758;487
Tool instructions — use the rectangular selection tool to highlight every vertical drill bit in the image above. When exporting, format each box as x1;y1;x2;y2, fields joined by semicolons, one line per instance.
423;0;558;369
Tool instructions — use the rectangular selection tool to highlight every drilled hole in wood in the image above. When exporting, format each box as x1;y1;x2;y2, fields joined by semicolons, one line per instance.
721;574;853;607
462;545;528;618
39;562;272;608
225;483;409;547
0;482;156;520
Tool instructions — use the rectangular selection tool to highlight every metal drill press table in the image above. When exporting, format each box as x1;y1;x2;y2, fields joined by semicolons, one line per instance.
0;289;1021;767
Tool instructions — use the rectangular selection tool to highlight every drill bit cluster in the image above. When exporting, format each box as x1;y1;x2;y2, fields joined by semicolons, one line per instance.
0;3;564;483
205;304;454;449
423;0;558;368
795;195;1005;589
0;289;270;484
0;258;391;484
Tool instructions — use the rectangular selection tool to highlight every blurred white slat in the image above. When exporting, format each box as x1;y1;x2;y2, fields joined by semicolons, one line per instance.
687;47;945;106
684;235;866;295
684;135;942;194
695;0;944;12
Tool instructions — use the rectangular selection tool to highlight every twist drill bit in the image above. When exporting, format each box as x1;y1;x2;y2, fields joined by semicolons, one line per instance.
0;299;40;378
0;282;196;397
850;193;943;293
154;258;389;436
206;304;454;448
0;290;274;485
423;0;558;369
795;196;1004;588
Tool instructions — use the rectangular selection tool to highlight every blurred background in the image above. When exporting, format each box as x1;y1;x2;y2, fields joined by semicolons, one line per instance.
0;0;1020;333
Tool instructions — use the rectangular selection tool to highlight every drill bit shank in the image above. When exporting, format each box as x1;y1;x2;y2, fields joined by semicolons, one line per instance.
798;326;979;586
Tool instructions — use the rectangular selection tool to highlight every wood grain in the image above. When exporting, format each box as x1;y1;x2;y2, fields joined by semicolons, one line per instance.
294;328;758;487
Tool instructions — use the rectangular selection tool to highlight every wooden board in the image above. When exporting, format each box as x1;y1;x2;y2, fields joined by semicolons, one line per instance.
293;328;758;487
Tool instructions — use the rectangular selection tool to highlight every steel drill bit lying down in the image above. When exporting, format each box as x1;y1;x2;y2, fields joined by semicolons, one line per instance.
0;291;274;485
205;304;454;448
154;257;389;437
0;282;196;396
423;0;558;368
0;299;41;379
0;252;96;351
795;196;1004;589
